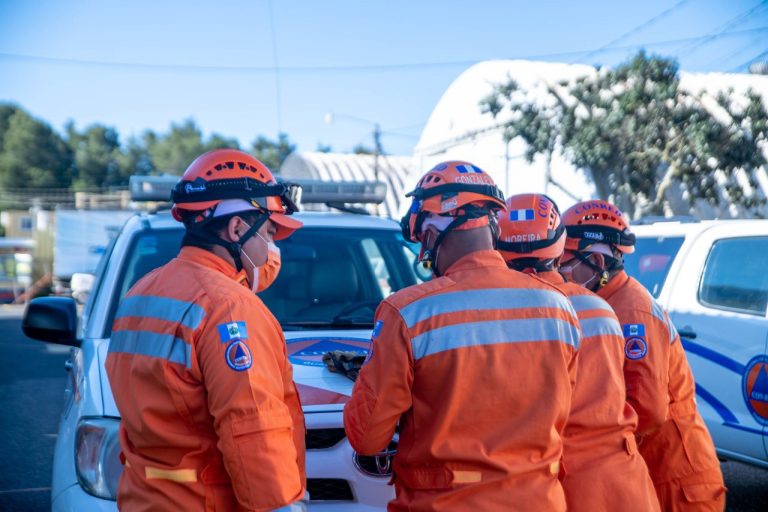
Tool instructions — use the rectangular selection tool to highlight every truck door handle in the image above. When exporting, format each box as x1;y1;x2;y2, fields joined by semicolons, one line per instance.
677;326;697;340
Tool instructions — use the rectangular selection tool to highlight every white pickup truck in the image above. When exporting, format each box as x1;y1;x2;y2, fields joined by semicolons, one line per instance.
625;219;768;469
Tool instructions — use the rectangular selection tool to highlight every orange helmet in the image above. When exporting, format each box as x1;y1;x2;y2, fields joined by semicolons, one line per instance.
497;194;565;262
561;199;635;254
400;160;505;243
171;149;302;241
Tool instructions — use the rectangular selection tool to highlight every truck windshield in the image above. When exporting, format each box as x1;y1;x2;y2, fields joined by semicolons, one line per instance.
623;236;685;297
108;226;422;333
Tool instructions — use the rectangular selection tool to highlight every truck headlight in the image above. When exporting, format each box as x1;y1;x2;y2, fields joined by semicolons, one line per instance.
75;417;123;500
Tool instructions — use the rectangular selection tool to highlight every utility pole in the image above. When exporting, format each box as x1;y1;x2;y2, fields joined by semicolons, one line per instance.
373;123;382;184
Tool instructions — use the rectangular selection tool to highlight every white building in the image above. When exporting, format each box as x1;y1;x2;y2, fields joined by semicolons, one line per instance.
280;151;418;218
414;60;768;219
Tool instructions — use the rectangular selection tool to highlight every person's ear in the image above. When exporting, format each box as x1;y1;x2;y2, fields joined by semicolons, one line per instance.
226;216;246;243
591;252;606;269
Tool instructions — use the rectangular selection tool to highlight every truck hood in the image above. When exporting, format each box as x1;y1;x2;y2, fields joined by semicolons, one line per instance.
101;329;371;417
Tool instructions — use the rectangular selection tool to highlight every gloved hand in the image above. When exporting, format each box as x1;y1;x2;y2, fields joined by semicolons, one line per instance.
323;350;366;381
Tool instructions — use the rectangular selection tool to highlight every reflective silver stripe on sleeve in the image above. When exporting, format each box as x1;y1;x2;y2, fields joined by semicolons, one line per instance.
411;317;579;360
579;316;623;339
569;294;613;313
645;290;677;343
400;288;573;329
116;295;206;331
109;329;192;368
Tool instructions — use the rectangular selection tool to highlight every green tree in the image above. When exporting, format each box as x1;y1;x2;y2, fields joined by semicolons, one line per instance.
352;144;375;155
147;119;207;174
66;122;123;189
0;103;21;153
147;119;240;175
116;134;156;180
0;108;73;189
250;133;295;172
481;51;768;217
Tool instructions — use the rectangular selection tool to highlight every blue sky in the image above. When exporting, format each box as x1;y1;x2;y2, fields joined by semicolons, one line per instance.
1;0;766;157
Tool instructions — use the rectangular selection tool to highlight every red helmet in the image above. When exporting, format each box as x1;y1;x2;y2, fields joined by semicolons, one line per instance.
400;160;505;243
171;149;301;240
497;194;565;262
561;199;635;254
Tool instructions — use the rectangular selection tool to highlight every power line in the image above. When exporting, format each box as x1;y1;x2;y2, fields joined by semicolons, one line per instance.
266;0;282;135
575;0;690;63
1;27;767;73
729;48;768;72
677;0;768;57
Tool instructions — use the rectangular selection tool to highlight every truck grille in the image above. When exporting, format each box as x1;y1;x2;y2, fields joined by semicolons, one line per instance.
305;428;346;449
307;478;354;501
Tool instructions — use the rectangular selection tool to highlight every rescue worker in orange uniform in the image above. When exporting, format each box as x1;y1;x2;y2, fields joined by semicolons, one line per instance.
496;193;659;512
560;199;726;512
344;161;581;511
105;149;307;512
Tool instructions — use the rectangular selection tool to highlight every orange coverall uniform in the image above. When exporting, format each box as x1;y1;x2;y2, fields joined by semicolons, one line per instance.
105;246;306;512
538;270;659;512
597;270;726;511
344;250;580;511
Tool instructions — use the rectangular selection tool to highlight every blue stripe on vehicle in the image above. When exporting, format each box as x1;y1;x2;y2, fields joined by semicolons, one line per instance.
579;316;623;339
411;318;579;360
399;288;574;329
723;422;765;436
569;294;613;313
681;339;745;375
109;329;192;368
694;383;738;424
116;295;206;331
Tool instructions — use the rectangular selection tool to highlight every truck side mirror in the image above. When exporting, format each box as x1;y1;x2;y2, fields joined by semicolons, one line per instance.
22;297;80;347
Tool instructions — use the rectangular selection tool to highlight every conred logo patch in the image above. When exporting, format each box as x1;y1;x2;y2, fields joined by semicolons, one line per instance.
225;340;252;371
743;355;768;426
624;337;648;360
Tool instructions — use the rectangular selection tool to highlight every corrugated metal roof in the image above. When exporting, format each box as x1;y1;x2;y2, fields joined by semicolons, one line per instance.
280;151;418;218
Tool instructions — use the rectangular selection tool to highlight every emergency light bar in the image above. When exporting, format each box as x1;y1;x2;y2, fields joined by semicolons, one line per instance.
129;175;177;202
294;180;386;205
129;175;387;209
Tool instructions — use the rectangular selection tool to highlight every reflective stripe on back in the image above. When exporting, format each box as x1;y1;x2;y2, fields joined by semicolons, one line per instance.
109;329;192;368
411;317;579;360
400;288;573;329
569;294;613;313
579;316;622;339
116;295;206;331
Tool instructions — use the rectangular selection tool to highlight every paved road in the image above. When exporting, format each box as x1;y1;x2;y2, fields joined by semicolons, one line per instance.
0;306;766;511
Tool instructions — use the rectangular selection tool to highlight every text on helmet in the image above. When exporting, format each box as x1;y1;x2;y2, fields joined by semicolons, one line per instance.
573;201;623;217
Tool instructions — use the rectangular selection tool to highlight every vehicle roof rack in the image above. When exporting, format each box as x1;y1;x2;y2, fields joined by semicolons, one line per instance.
634;215;699;225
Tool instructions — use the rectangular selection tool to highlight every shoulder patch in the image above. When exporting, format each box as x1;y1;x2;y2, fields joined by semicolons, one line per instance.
225;340;253;371
218;321;248;343
365;320;384;365
622;323;646;338
624;337;648;360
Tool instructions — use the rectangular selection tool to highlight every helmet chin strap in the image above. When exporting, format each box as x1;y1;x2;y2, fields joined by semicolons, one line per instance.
421;214;487;277
572;251;610;291
183;213;269;271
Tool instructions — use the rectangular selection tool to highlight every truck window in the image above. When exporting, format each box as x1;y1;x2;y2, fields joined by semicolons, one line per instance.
623;236;684;298
699;237;768;316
